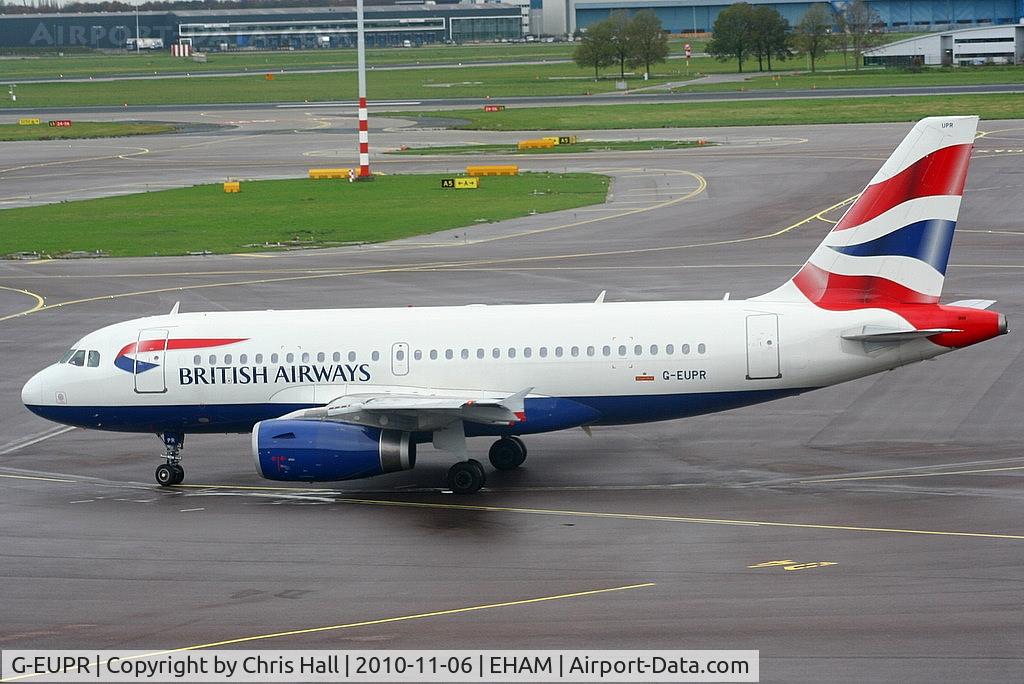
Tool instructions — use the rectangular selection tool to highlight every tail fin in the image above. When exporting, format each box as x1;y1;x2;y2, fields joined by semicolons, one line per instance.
758;116;977;307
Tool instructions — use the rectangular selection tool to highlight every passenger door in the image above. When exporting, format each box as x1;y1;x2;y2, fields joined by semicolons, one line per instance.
746;314;781;380
134;328;168;393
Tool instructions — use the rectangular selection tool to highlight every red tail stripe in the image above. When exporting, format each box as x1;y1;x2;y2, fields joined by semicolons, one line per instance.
792;263;938;307
834;143;972;231
117;338;247;357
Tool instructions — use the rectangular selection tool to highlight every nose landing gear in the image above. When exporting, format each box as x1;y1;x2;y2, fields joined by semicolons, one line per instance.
155;432;185;486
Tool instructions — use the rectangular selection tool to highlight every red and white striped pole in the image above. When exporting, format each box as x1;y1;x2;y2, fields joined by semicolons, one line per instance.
355;0;372;179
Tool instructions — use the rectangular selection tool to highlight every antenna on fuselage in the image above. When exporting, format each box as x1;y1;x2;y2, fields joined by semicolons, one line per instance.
594;290;606;304
169;301;181;315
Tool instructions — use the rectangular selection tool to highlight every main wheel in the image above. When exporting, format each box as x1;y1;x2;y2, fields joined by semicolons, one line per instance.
447;461;485;494
489;437;527;471
170;463;185;485
155;463;177;487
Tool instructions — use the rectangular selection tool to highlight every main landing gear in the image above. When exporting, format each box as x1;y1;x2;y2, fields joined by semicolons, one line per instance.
445;437;528;495
155;432;185;487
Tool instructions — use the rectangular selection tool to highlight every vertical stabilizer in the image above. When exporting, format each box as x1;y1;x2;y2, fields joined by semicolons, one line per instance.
757;116;977;307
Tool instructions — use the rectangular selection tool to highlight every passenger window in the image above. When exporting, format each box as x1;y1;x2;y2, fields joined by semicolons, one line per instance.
524;347;532;358
666;344;674;355
209;354;217;365
445;349;454;360
681;344;690;355
539;347;548;358
69;350;86;367
255;354;263;364
224;354;233;364
396;349;405;361
240;354;248;364
634;345;642;356
461;349;469;360
492;348;501;359
414;350;422;361
348;351;357;362
698;343;707;354
508;348;516;359
316;352;325;363
602;345;611;356
372;351;380;361
618;345;627;356
285;353;294;363
586;346;595;357
301;352;310;363
429;350;438;360
270;353;279;363
555;346;563;358
193;354;201;365
476;348;485;359
87;351;100;367
571;346;579;357
650;345;658;355
332;352;341;362
59;349;75;364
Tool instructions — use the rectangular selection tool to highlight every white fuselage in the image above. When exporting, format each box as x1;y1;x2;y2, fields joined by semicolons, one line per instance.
22;299;941;437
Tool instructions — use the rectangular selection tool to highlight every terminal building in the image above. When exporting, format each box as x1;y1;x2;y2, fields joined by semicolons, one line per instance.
0;3;529;51
533;0;1024;36
864;23;1024;65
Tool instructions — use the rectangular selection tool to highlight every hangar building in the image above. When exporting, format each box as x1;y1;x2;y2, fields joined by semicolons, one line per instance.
0;3;529;51
864;23;1024;64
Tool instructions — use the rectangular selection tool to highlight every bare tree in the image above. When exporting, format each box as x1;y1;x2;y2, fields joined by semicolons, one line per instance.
842;0;880;70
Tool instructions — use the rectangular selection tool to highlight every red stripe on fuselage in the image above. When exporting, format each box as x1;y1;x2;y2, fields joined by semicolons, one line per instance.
117;337;247;357
834;143;972;231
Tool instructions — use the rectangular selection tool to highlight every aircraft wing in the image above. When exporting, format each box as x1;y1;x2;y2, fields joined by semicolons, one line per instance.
278;387;531;432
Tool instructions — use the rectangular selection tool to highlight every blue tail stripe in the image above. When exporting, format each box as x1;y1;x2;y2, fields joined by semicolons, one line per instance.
829;219;956;275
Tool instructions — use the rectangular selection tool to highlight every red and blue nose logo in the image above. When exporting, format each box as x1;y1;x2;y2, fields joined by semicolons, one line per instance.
114;338;247;373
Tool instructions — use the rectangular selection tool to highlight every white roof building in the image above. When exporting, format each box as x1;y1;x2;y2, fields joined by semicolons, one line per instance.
864;23;1024;66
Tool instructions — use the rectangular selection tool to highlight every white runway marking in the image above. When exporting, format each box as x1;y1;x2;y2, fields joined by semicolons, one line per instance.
0;426;76;455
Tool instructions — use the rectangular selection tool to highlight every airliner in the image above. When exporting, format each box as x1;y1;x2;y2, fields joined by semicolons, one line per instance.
20;116;1007;493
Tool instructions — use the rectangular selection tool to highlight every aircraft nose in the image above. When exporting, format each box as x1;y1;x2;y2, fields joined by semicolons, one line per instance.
21;369;45;410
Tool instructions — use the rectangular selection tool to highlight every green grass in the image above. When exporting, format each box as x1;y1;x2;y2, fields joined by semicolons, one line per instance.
678;66;1024;92
0;121;177;141
1;38;705;79
0;173;609;258
0;62;695;109
387;140;708;155
386;93;1024;130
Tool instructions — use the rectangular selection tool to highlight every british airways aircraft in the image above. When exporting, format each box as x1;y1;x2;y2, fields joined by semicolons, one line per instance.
20;116;1007;493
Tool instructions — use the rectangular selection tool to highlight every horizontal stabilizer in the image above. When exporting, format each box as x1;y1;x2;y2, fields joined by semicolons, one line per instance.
842;326;960;343
947;299;997;310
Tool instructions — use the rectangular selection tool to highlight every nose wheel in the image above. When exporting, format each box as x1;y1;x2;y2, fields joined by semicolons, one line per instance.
155;432;186;487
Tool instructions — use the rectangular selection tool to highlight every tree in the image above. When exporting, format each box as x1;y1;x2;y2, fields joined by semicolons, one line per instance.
625;9;669;77
750;5;789;72
842;0;880;70
707;2;756;73
793;3;833;72
607;10;634;79
573;20;616;79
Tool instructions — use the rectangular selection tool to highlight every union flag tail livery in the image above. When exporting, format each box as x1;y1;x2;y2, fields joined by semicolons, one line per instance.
21;116;1008;494
762;115;975;306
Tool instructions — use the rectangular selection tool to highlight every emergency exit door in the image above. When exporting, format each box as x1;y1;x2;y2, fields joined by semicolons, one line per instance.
392;342;409;376
746;314;781;380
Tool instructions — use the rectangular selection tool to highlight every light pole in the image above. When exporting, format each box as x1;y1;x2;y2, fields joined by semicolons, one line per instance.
135;8;140;53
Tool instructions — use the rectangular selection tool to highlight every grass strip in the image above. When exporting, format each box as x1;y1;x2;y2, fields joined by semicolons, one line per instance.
0;121;177;141
385;93;1024;130
387;140;707;155
0;173;609;258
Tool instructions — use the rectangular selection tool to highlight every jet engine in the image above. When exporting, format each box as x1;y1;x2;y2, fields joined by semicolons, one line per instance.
252;419;415;482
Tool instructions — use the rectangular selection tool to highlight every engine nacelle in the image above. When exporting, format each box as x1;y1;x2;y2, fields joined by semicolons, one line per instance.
252;419;415;482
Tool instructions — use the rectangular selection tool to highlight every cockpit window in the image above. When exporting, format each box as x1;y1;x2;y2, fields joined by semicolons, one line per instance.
59;349;76;364
68;350;87;367
87;351;100;367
